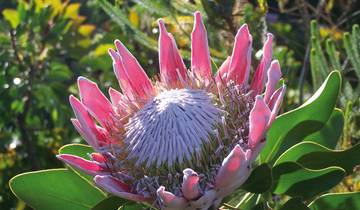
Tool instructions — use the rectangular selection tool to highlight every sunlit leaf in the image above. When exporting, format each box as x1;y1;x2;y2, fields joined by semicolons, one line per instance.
128;9;139;28
274;141;360;174
2;9;20;28
272;162;345;199
78;38;92;48
79;24;96;37
260;71;341;164
94;44;114;56
58;144;94;159
64;3;81;19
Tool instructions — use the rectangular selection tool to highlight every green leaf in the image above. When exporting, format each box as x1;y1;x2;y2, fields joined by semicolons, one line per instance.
2;9;20;28
325;38;341;71
344;32;360;78
304;109;344;149
272;162;345;199
10;169;106;210
48;62;73;81
275;141;360;174
241;164;272;193
308;192;360;210
260;71;341;164
59;143;94;159
278;197;309;210
92;196;128;210
310;20;329;83
297;143;360;174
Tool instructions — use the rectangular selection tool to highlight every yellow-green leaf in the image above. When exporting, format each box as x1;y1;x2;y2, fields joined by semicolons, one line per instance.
94;44;114;56
64;3;80;19
128;9;139;28
78;24;96;37
2;9;20;28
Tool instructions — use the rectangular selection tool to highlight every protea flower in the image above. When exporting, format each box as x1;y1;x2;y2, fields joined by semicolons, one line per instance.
57;11;285;210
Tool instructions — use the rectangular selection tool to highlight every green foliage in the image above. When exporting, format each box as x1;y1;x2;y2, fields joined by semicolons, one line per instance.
278;197;309;210
309;192;360;210
310;21;360;99
304;109;344;149
241;164;272;193
275;141;360;174
9;169;105;210
272;162;345;199
260;71;341;163
0;0;116;208
2;0;360;209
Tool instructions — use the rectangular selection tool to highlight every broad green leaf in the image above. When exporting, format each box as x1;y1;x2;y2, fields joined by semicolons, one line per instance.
241;164;272;193
308;192;360;210
92;196;128;210
260;71;341;164
10;169;105;210
275;141;360;174
296;143;360;174
2;9;20;28
304;109;344;149
272;162;345;199
59;143;94;159
278;197;309;210
58;144;95;183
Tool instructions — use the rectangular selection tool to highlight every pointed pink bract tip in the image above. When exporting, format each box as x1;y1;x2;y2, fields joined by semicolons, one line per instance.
114;39;121;46
77;76;96;89
194;11;202;22
158;19;167;33
108;48;120;61
237;24;251;41
69;95;82;110
114;39;126;53
69;94;76;103
239;23;249;33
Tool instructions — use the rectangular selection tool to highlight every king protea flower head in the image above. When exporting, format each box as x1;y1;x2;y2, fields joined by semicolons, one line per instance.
57;12;285;210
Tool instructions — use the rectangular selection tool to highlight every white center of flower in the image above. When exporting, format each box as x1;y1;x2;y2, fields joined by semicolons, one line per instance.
124;89;221;167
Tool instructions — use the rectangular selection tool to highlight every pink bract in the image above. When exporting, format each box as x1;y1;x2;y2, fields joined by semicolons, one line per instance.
57;11;285;210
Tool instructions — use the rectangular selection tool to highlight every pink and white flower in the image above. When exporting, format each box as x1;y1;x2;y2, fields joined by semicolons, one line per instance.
57;11;285;210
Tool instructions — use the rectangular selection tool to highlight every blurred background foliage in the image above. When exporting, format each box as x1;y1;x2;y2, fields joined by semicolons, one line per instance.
0;0;360;209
